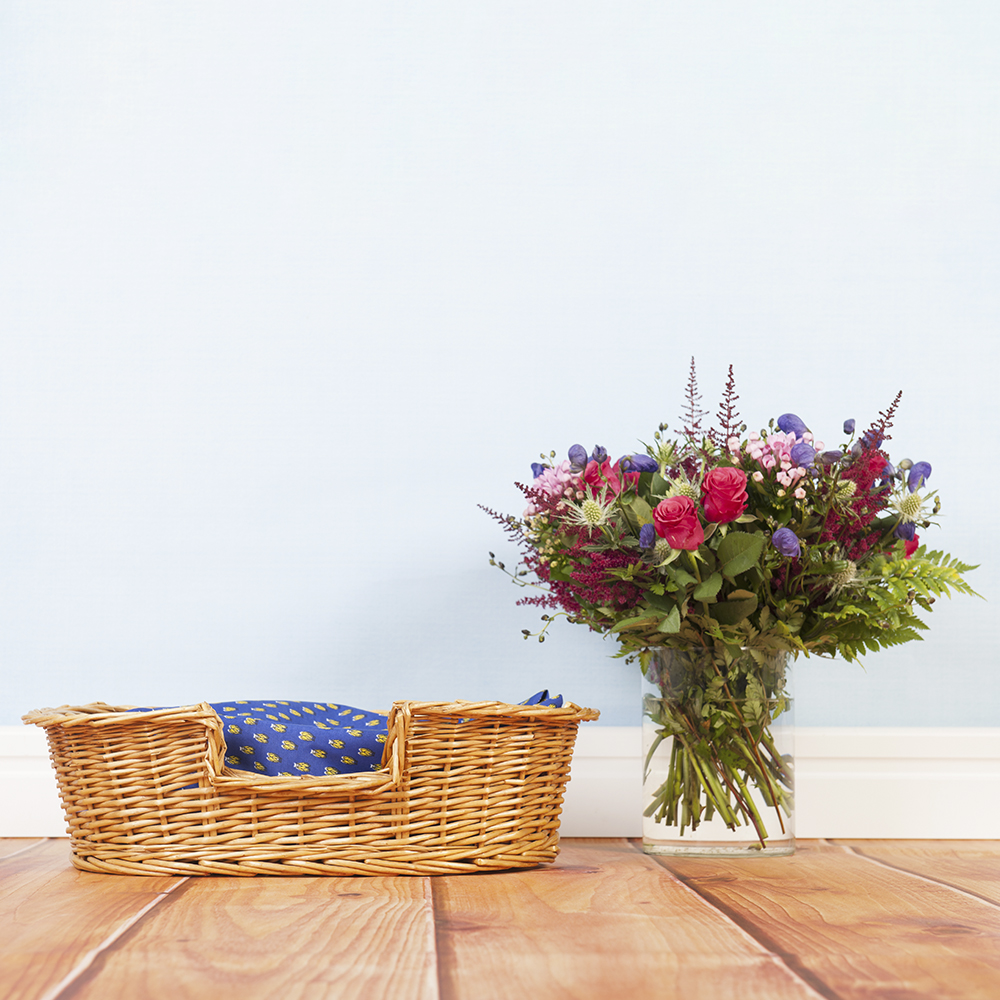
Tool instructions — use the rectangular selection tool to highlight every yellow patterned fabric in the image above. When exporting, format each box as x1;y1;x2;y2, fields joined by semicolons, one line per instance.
213;700;387;776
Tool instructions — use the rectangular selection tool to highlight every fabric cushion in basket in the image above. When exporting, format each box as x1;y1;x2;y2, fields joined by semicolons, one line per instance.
211;689;563;778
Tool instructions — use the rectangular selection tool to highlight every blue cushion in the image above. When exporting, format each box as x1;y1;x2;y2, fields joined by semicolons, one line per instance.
212;700;387;777
211;691;563;777
131;690;564;779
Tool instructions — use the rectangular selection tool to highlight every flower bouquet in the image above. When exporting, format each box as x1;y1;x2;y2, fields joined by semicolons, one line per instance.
484;360;978;854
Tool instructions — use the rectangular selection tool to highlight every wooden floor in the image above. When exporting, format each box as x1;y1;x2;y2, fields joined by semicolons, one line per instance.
3;838;1000;999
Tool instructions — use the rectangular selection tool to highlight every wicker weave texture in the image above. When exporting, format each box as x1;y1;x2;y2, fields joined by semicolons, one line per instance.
23;699;599;876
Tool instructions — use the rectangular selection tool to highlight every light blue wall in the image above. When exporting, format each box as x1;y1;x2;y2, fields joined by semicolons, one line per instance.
2;3;997;726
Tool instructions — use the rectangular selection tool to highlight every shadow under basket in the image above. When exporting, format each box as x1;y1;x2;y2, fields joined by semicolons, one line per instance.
23;699;599;876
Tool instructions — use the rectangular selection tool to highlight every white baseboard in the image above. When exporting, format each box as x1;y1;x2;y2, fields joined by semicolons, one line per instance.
5;726;999;839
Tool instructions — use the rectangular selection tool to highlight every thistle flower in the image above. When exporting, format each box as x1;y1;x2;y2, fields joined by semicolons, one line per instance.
890;490;927;524
665;478;700;500
829;559;859;592
835;480;858;501
563;492;616;529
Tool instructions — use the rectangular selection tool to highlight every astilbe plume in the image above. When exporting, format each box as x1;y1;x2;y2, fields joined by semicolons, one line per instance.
679;356;709;441
820;392;901;560
712;364;742;447
523;537;643;624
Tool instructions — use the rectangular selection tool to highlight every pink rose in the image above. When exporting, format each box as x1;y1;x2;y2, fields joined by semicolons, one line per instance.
701;467;748;523
652;496;704;551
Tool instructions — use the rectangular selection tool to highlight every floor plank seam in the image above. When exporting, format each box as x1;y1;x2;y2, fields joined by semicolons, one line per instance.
33;877;191;1000
826;840;1000;912
420;878;443;1000
0;838;48;861
640;850;842;1000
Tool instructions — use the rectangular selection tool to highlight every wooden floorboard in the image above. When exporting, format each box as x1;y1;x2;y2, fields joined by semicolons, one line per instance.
3;838;1000;1000
63;873;438;1000
657;841;1000;1000
433;839;822;1000
0;840;186;1000
831;839;1000;908
0;839;47;861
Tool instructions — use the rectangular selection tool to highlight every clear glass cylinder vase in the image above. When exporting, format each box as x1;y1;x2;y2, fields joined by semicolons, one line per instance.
642;647;794;857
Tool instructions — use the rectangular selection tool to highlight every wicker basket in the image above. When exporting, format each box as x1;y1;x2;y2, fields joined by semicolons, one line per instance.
23;699;599;876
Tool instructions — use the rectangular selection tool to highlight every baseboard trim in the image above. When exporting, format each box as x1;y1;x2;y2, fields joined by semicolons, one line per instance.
5;725;999;839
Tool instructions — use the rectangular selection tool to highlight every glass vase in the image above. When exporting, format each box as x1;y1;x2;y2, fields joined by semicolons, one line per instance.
642;647;794;857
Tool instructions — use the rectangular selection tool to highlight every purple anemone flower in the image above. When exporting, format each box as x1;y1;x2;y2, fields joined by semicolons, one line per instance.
530;462;546;479
820;449;844;465
907;461;932;492
590;445;608;464
894;522;916;541
567;444;588;470
621;454;658;473
790;442;816;468
639;523;656;549
843;419;856;435
777;413;808;437
771;527;801;558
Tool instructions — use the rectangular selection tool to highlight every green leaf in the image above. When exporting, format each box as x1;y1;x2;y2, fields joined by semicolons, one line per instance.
610;615;659;632
710;595;759;625
657;606;682;633
628;495;654;524
643;590;676;613
667;567;698;588
651;473;670;497
693;572;723;601
716;532;764;577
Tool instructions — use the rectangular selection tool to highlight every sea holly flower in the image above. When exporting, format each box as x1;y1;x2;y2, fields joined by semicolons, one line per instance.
771;527;801;558
907;462;932;492
890;489;927;524
564;492;617;530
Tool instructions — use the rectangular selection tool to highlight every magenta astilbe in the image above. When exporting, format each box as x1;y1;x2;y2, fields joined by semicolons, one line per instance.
821;446;892;560
564;549;644;621
712;364;742;447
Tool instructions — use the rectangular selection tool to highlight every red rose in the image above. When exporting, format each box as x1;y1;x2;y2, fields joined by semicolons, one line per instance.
653;496;705;551
701;467;748;523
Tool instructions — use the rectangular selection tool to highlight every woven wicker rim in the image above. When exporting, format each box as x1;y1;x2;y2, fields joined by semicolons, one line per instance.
23;699;600;797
